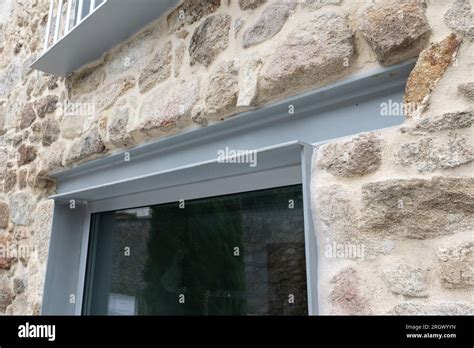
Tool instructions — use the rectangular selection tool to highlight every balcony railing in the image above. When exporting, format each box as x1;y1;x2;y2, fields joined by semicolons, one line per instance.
32;0;180;76
43;0;106;53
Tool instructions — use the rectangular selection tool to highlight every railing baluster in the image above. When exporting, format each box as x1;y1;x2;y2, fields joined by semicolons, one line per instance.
65;0;74;33
77;0;84;23
44;0;54;52
54;0;63;43
90;0;96;13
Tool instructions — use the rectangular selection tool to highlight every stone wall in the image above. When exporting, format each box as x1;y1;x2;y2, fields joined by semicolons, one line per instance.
0;0;472;314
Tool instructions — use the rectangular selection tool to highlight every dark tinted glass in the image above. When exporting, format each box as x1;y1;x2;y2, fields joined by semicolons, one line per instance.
84;185;308;315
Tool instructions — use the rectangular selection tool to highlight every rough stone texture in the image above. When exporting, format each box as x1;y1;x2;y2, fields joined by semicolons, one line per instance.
138;77;200;133
42;140;66;172
3;169;16;193
234;18;244;39
358;1;431;66
19;103;36;130
107;104;134;148
96;76;136;112
317;133;382;177
66;62;106;98
301;0;343;11
404;34;463;117
242;0;295;48
13;277;25;294
9;191;34;226
60;115;84;140
33;95;58;119
17;144;37;166
106;30;155;75
5;294;26;315
65;125;106;166
205;60;239;117
397;134;474;172
438;241;474;289
444;0;474;41
0;201;8;229
330;267;371;315
32;200;54;264
0;62;20;97
389;302;474;315
361;177;474;239
138;41;172;93
458;82;474;101
167;0;221;33
237;56;262;107
259;12;354;99
0;236;15;269
0;283;13;312
383;263;428;297
174;42;186;78
401;110;474;134
41;119;60;146
239;0;266;11
189;14;231;67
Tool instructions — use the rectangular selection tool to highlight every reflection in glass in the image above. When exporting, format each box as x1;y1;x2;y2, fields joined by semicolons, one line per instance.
85;185;308;315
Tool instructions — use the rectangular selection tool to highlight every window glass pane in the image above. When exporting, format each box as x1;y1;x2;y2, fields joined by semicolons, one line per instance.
84;185;308;315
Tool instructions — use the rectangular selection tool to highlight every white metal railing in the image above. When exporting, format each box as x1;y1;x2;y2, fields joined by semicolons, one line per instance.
43;0;106;52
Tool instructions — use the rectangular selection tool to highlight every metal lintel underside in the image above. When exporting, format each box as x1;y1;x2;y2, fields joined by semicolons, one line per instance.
50;60;415;198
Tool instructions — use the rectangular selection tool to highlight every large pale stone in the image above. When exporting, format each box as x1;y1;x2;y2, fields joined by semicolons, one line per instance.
138;41;172;93
60;115;84;139
65;125;106;165
96;76;136;112
239;0;266;10
397;134;474;172
107;30;155;75
301;0;342;11
107;104;134;148
189;14;231;67
404;34;462;117
358;1;430;66
167;0;221;33
10;191;35;226
330;267;370;315
32;200;54;264
259;12;354;99
67;62;106;98
389;302;474;315
242;0;296;48
0;201;8;229
205;61;239;117
438;241;473;289
444;0;474;41
174;42;186;78
0;62;20;97
458;82;474;101
138;77;200;134
401;110;474;134
316;133;382;177
237;56;262;107
42;140;66;172
361;177;474;239
383;263;428;297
